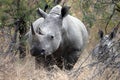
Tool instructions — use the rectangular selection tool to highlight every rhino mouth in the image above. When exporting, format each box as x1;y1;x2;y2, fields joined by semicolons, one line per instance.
30;48;44;56
30;48;51;57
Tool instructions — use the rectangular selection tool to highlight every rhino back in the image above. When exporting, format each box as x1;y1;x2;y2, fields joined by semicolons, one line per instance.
62;15;88;50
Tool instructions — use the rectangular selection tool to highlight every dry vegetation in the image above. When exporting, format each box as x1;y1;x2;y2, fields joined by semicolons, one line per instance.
0;25;120;80
0;0;120;80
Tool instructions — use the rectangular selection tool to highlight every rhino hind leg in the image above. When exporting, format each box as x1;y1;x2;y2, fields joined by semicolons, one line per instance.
64;50;80;70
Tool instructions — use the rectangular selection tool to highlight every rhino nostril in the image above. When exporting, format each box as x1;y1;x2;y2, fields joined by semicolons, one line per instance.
41;49;45;53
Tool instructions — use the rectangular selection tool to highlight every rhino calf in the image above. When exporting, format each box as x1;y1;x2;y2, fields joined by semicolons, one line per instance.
27;5;88;70
92;25;120;63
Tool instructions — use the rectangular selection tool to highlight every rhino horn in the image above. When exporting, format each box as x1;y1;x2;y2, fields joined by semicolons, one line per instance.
31;23;35;35
38;27;44;35
37;8;48;18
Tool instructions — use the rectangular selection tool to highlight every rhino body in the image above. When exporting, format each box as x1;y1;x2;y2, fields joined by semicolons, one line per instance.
27;5;88;70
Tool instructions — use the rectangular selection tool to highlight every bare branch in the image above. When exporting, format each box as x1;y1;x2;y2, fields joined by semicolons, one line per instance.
105;5;116;34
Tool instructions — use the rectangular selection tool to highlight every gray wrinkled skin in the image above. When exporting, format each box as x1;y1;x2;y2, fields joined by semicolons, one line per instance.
92;29;120;64
26;5;88;70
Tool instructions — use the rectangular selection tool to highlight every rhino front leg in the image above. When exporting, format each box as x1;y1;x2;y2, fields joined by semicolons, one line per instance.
35;55;55;70
64;49;81;70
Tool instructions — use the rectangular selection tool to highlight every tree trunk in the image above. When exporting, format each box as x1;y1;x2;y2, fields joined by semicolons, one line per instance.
16;0;27;58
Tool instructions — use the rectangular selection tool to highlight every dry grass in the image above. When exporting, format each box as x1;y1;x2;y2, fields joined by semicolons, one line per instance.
0;54;70;80
0;26;120;80
0;1;120;79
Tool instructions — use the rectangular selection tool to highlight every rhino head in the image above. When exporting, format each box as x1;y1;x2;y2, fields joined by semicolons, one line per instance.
92;28;118;61
28;5;70;57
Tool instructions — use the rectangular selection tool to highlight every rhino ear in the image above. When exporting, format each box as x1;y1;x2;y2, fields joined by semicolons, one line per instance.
61;6;70;18
31;23;35;35
109;32;115;40
38;28;44;35
98;29;104;39
37;8;48;18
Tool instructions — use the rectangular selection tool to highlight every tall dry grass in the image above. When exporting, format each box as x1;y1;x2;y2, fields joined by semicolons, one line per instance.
0;27;120;80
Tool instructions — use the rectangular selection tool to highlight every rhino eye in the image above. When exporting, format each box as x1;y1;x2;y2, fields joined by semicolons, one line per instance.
50;35;54;39
47;34;54;40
